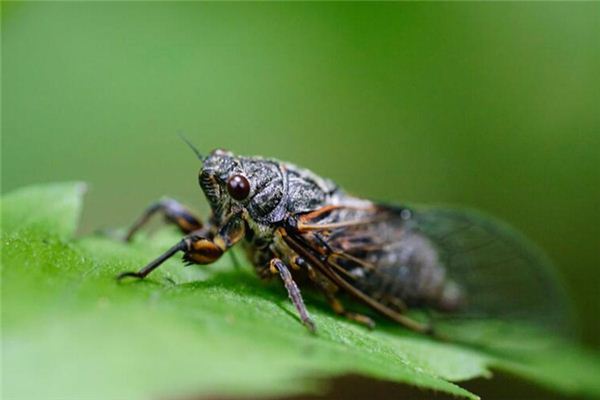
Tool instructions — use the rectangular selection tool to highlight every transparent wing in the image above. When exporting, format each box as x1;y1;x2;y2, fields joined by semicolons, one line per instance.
410;206;576;336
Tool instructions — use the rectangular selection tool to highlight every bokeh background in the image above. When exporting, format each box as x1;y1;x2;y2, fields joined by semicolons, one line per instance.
2;1;599;351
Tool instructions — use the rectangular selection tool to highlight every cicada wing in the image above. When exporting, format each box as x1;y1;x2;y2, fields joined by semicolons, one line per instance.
409;206;576;337
286;203;575;342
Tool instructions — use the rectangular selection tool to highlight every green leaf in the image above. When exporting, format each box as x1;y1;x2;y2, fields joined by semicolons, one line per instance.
2;182;600;400
1;181;86;240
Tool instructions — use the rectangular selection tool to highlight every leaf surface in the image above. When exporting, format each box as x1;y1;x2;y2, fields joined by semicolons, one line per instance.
2;182;599;400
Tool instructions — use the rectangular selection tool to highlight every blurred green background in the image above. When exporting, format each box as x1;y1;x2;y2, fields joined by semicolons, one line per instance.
2;2;599;346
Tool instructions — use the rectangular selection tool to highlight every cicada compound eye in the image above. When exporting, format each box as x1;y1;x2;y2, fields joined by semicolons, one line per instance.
227;174;250;201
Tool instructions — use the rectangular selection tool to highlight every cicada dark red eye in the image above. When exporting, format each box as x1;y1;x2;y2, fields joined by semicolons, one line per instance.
227;174;250;201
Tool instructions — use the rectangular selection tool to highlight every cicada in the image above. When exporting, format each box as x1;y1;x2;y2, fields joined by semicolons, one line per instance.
118;147;573;336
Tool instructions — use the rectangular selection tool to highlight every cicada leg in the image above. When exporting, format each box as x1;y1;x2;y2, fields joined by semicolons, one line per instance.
117;239;189;280
295;256;375;329
124;198;203;242
281;228;436;335
269;258;316;333
327;295;376;329
117;235;222;280
117;215;245;281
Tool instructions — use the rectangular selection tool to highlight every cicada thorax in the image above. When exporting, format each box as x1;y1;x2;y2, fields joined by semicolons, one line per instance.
292;203;466;313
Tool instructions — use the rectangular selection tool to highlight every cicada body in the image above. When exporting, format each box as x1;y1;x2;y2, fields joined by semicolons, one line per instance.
119;148;574;337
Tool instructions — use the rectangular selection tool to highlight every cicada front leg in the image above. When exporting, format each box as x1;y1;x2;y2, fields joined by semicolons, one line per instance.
124;198;204;242
117;214;245;281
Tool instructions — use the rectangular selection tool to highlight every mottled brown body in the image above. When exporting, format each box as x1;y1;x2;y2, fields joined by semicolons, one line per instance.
294;205;463;311
118;148;573;335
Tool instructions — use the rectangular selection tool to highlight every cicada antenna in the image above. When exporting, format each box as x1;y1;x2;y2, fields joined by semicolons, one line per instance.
178;132;205;162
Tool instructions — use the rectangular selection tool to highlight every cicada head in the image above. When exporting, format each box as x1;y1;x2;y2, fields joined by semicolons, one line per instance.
199;149;286;225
